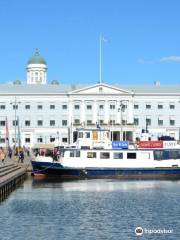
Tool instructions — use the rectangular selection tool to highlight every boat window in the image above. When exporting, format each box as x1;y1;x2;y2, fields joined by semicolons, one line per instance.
87;152;96;158
167;150;180;160
154;150;163;160
127;152;136;159
70;151;74;157
100;152;110;159
85;132;90;138
75;151;80;157
78;132;83;138
113;152;123;159
140;152;150;159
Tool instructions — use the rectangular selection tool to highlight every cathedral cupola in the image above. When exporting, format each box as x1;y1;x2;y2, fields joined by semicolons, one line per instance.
27;49;47;84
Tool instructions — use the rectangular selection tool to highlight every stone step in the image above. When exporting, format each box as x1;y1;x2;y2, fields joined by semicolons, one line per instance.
0;164;18;174
0;165;21;178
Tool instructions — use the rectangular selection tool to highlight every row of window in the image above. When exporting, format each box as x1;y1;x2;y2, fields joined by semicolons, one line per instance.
69;151;137;159
134;104;175;110
0;118;176;127
134;118;175;126
0;104;116;110
0;137;68;144
0;103;176;110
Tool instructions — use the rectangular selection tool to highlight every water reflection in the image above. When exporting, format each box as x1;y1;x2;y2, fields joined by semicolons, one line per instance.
0;176;180;240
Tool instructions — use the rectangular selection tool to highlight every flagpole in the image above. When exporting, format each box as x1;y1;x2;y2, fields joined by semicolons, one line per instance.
99;35;102;83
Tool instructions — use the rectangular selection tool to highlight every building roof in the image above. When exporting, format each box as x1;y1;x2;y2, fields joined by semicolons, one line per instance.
0;82;180;95
27;49;47;65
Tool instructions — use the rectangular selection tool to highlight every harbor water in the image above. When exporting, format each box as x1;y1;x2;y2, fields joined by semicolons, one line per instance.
0;176;180;240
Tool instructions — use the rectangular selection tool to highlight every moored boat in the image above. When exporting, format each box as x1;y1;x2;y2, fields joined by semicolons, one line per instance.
31;128;180;179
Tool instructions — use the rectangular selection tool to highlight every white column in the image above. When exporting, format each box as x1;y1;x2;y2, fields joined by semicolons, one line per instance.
127;100;134;124
81;100;85;125
93;100;97;124
105;100;109;124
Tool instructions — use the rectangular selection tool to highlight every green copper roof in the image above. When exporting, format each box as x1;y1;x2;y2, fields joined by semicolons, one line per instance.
28;49;47;65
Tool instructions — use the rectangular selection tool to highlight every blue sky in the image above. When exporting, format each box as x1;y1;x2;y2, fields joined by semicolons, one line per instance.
0;0;180;85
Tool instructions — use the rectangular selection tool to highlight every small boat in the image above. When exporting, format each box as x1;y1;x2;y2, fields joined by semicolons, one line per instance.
31;128;180;179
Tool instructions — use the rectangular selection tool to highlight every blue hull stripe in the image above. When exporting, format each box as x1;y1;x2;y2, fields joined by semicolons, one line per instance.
31;161;180;179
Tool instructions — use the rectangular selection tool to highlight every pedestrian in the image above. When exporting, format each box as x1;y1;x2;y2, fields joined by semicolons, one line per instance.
0;147;5;164
8;147;12;159
18;150;24;163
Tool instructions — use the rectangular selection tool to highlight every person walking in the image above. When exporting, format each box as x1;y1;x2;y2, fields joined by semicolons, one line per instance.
0;147;6;164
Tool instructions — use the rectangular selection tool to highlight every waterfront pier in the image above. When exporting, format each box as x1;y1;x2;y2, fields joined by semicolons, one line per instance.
0;163;27;201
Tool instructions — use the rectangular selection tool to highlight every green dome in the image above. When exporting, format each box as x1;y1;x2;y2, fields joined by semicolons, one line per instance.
28;49;47;65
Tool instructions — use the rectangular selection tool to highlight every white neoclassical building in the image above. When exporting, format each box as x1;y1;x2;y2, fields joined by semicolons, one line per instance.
0;49;180;147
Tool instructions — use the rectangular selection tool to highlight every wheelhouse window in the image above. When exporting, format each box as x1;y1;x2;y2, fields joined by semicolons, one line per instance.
70;151;74;157
87;152;96;158
113;152;123;159
85;132;90;138
100;152;110;159
154;150;163;160
127;152;136;159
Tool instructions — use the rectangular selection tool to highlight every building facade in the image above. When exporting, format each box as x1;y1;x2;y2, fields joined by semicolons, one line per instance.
0;50;180;147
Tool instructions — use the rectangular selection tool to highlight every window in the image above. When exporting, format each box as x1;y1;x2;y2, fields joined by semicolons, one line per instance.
13;105;18;110
87;105;92;110
12;120;18;126
25;105;30;110
0;138;5;143
85;132;90;138
50;137;55;142
62;138;67;143
78;132;83;138
134;104;139;109
62;105;67;110
87;120;92;125
74;119;80;124
134;118;139;126
158;119;163;126
50;105;55;110
87;152;96;158
158;104;163;109
50;120;55;126
0;105;5;109
110;120;115;125
37;120;43;126
127;152;136;159
70;151;74;157
100;120;104;125
37;105;43;110
170;119;175;126
25;120;30;126
154;150;163;160
110;105;115;109
62;120;67;126
100;152;110;159
37;137;43;143
75;151;80;157
113;152;123;159
146;118;151;126
99;105;104;109
170;104;175;109
25;138;31;143
74;105;80;110
146;104;151;109
0;121;5;126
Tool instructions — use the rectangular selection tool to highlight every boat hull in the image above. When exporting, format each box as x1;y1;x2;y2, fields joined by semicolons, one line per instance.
31;161;180;179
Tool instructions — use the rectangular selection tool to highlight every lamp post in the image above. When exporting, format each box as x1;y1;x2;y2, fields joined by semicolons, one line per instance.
10;97;21;149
